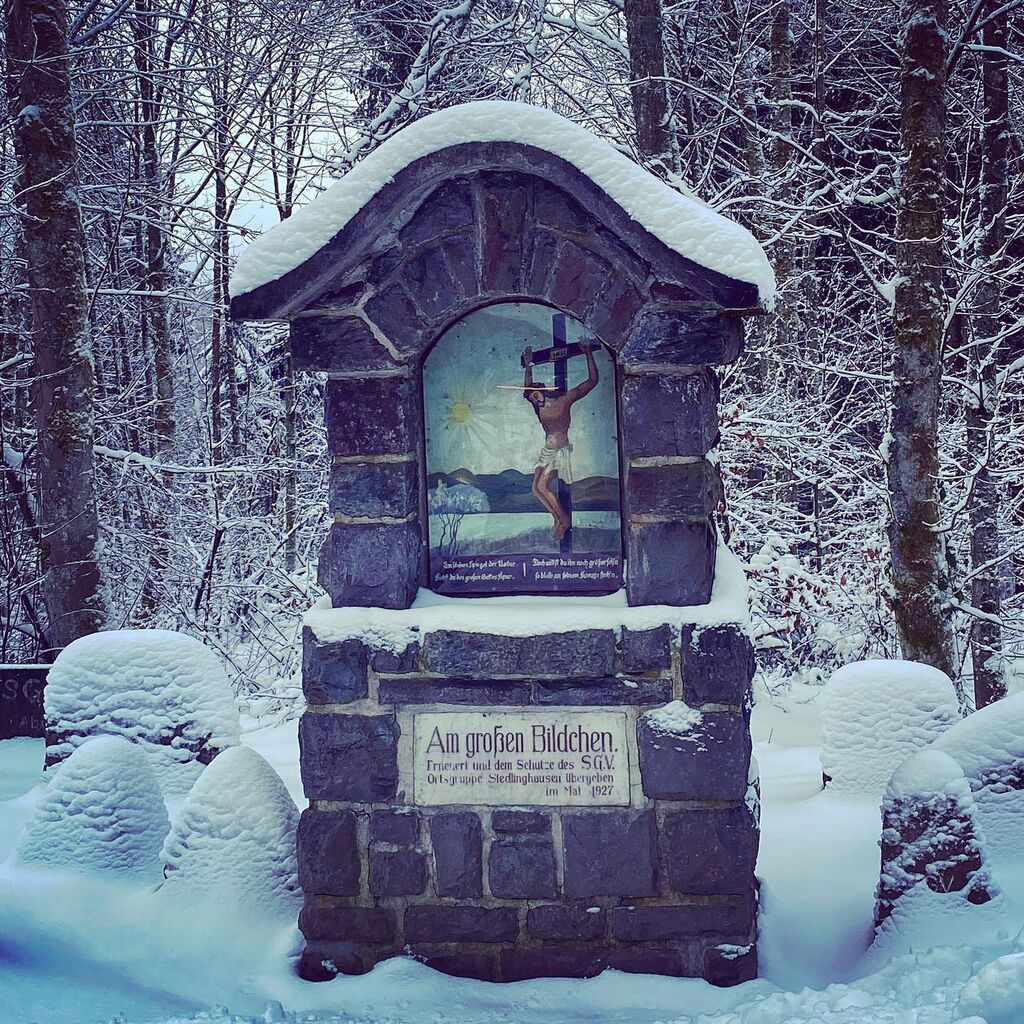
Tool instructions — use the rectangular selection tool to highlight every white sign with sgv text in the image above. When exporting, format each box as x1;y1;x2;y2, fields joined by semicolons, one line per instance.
412;710;630;806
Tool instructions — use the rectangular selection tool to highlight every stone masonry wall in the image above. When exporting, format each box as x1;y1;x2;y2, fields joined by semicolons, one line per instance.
296;619;759;985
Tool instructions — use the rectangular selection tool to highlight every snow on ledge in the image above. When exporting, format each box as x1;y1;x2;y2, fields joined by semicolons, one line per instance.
230;101;775;303
305;541;750;654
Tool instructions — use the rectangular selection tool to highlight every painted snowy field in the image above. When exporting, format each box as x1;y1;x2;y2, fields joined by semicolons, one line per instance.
1;683;1023;1024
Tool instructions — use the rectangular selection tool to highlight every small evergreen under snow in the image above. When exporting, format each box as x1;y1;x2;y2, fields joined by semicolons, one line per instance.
820;659;960;795
160;745;300;912
16;735;169;881
933;692;1024;860
875;748;994;929
45;629;241;793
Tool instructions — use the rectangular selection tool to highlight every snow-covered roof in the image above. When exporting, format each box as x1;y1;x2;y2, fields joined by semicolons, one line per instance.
230;101;775;304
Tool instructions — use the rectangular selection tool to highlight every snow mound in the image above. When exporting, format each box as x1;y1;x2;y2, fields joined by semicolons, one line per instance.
958;952;1024;1024
933;693;1024;860
875;748;995;931
230;101;775;302
17;735;169;880
45;629;241;793
820;659;960;795
160;745;300;912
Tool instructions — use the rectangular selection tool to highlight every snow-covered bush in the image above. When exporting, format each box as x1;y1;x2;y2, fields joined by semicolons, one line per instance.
957;952;1024;1024
820;660;960;795
45;629;240;793
933;692;1024;860
17;735;169;881
875;749;995;930
159;745;300;912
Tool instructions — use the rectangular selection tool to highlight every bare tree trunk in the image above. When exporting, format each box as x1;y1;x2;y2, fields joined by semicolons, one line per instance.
6;0;107;651
623;0;671;165
967;4;1008;708
887;0;958;688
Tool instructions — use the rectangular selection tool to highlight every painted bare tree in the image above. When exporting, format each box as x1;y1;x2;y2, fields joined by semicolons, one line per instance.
5;0;106;650
886;0;958;688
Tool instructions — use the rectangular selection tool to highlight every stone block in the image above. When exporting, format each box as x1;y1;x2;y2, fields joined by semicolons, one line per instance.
681;624;755;707
704;942;758;986
429;812;482;898
588;278;646;349
363;286;424;358
524;230;561;294
637;709;751;801
547;241;612;319
378;678;530;706
328;460;418;519
527;905;606;941
297;809;360;896
302;628;368;705
442;233;479;298
664;807;759;896
399;180;474;246
325;374;417;457
405;245;460;318
422;629;616;678
369;848;427;896
621;625;674;673
491;810;550;834
620;370;720;458
421;952;497;982
299;944;354;980
299;905;395;944
488;838;557;899
562;810;658;898
535;676;671;706
622;304;745;366
532;180;600;237
480;179;527;292
370;640;420;673
605;947;693;977
318;521;421;610
370;809;419;846
627;519;716;607
404;905;518;943
299;713;399;802
627;460;722;518
611;901;754;941
291;316;402;374
500;947;609;981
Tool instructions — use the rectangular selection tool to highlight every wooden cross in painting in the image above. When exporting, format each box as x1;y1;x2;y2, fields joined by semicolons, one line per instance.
523;313;601;556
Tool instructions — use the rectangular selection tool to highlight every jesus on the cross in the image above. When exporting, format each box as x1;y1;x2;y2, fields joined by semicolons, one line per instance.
521;338;599;544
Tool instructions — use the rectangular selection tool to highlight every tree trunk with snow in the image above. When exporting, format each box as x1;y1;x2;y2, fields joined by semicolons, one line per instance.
966;5;1009;709
886;0;957;687
623;0;671;166
6;0;107;651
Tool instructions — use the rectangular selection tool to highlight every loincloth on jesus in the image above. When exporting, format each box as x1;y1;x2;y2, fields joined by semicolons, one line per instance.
535;444;573;484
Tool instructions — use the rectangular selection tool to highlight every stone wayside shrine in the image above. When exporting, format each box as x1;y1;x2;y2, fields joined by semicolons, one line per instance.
231;102;774;985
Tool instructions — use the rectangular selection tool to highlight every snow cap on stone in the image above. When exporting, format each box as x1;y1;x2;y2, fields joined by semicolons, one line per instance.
17;735;169;881
932;692;1024;860
230;101;775;303
160;745;300;912
820;659;960;796
45;629;241;794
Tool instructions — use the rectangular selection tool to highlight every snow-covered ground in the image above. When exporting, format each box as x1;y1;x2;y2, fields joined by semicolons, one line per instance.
1;682;1022;1024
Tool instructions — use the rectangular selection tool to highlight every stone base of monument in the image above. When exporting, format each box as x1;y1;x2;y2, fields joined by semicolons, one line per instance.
295;560;759;986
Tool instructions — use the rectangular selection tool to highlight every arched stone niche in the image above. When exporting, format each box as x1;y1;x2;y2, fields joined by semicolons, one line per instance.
232;140;760;610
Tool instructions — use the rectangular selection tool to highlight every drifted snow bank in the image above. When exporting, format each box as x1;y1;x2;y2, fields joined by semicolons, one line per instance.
45;629;240;793
958;951;1024;1024
230;101;775;303
820;660;960;796
17;736;169;881
160;746;300;912
933;692;1024;861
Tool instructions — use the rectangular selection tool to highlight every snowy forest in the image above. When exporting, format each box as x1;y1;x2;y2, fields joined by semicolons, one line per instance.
2;0;1022;710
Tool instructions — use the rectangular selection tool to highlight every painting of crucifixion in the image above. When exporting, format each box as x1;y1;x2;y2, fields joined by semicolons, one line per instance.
423;301;623;596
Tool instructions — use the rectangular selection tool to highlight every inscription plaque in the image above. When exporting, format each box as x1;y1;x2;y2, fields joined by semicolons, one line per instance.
0;665;48;740
413;710;630;806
